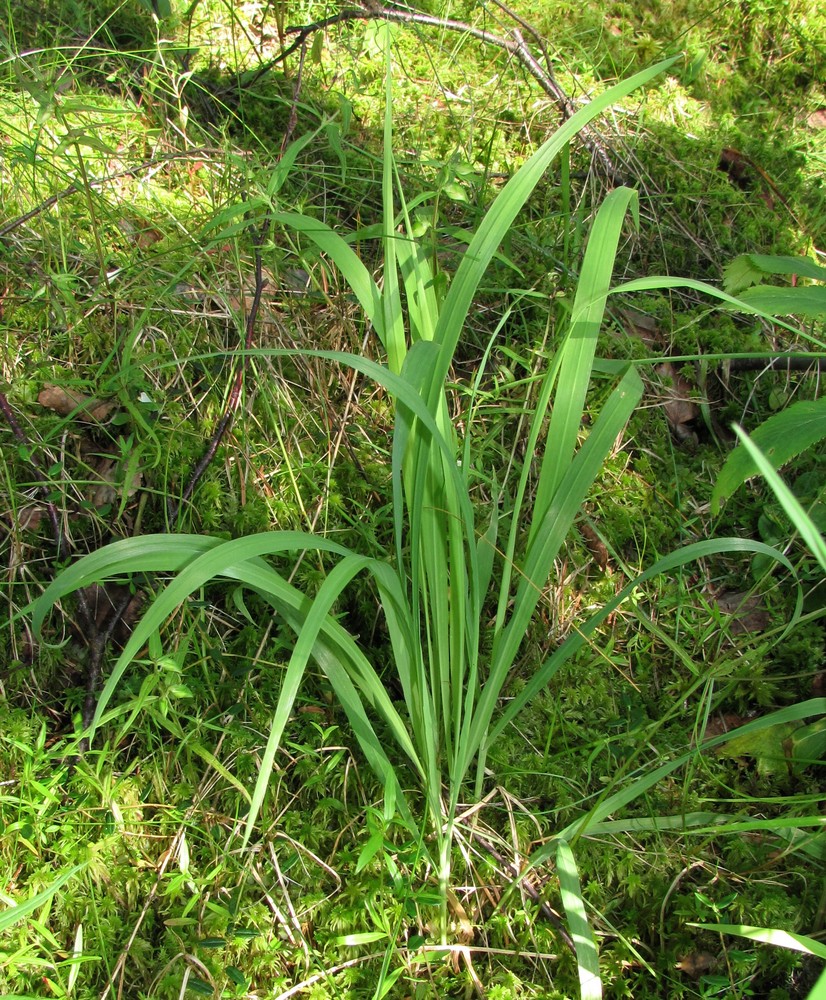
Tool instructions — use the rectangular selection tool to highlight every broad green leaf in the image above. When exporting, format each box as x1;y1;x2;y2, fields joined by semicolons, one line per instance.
734;284;826;318
722;254;769;294
136;0;172;16
746;254;826;281
356;829;386;873
724;253;826;294
330;931;389;946
791;717;826;768
717;721;800;776
712;397;826;513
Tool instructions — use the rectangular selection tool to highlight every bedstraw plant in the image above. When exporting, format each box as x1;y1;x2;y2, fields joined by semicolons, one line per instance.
32;48;818;994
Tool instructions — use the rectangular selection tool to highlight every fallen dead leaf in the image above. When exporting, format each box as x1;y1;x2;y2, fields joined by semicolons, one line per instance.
676;951;718;979
715;590;769;635
38;384;116;423
718;147;754;190
579;520;610;571
617;307;662;348
117;216;163;249
6;503;46;532
85;454;143;509
654;362;700;448
806;108;826;130
702;713;747;741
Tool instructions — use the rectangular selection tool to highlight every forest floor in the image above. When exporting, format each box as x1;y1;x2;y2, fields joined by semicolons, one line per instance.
1;1;825;998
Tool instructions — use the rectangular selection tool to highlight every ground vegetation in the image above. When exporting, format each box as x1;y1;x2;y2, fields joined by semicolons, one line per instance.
1;1;825;998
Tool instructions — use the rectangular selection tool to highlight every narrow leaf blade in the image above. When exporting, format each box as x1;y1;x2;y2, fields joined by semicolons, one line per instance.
557;841;602;1000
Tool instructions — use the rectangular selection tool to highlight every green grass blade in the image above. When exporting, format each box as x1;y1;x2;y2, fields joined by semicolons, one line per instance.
510;367;643;646
464;367;643;776
529;187;638;533
555;699;825;843
271;212;384;343
371;560;439;792
31;530;421;790
82;533;353;733
244;554;419;846
612;276;822;344
0;865;87;933
586;814;825;837
380;41;405;375
396;222;439;345
495;347;565;630
557;840;602;1000
516;702;826;884
688;924;826;961
188;558;424;778
30;534;223;635
430;57;679;398
266;128;322;197
731;427;826;574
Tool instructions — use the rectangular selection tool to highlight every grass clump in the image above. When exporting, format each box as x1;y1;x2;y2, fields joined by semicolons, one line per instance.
1;1;825;998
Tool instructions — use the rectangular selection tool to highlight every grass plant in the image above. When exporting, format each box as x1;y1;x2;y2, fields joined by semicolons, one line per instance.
29;45;822;995
3;0;825;996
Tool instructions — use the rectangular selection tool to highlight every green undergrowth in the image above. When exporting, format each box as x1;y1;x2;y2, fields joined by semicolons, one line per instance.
1;0;825;997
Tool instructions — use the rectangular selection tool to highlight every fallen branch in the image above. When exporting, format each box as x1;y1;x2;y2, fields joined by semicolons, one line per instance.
247;1;623;184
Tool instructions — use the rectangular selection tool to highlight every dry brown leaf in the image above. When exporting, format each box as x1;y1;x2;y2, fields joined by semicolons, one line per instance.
718;147;754;190
806;109;826;130
715;590;769;635
702;713;747;741
617;307;662;348
654;362;700;447
117;216;163;249
86;455;143;509
676;951;718;978
579;521;610;571
7;504;47;532
447;890;474;945
38;384;115;423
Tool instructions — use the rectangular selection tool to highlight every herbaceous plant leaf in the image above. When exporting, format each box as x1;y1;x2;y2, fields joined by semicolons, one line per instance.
712;397;826;513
